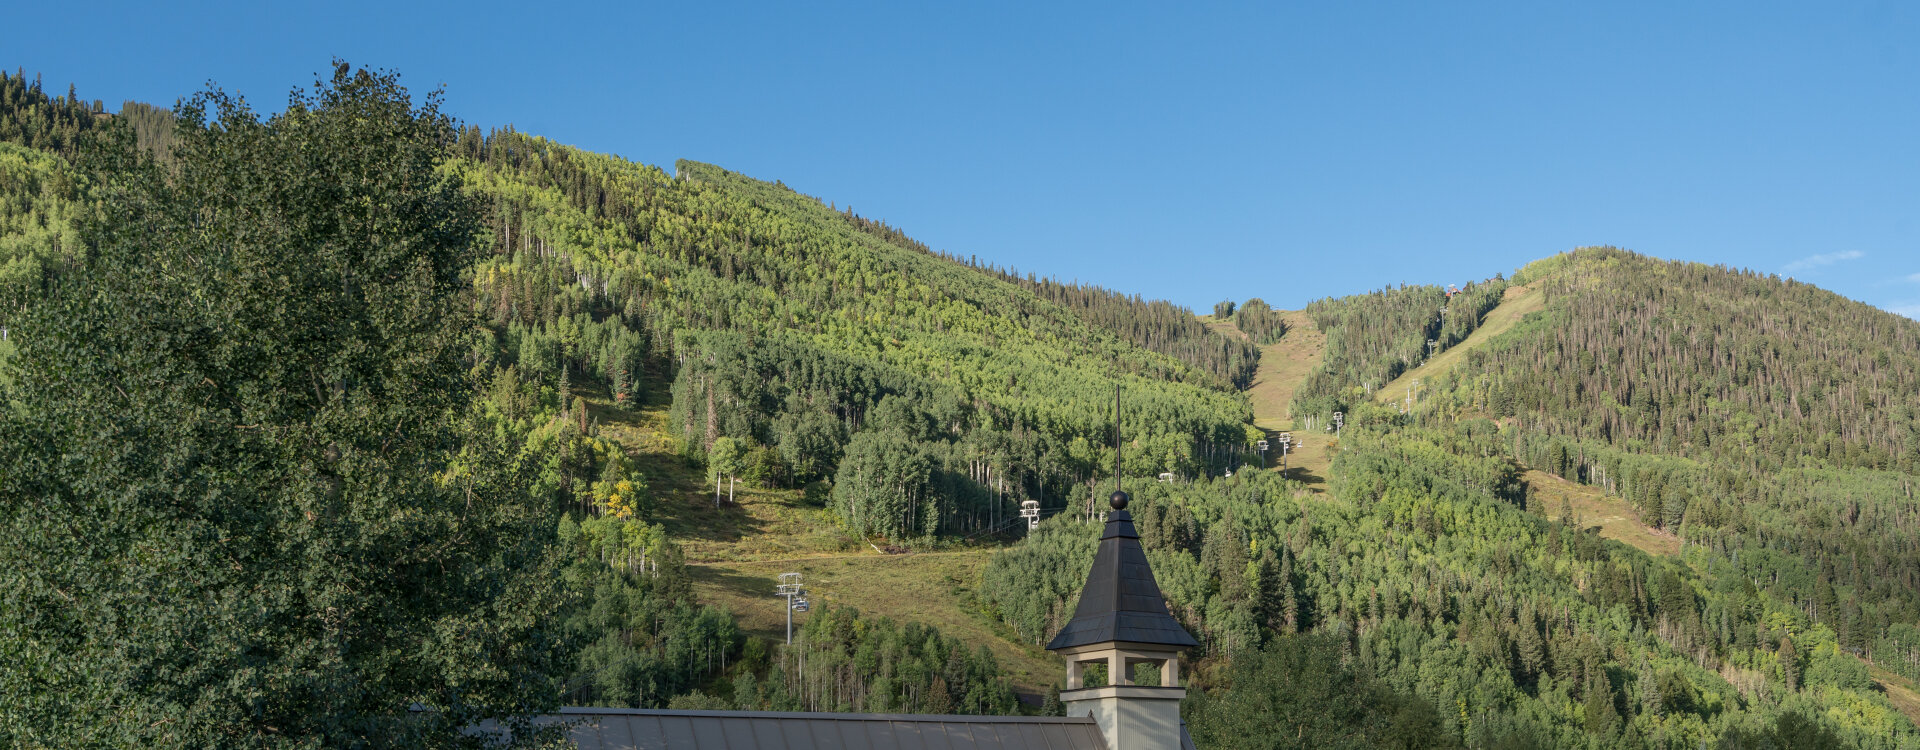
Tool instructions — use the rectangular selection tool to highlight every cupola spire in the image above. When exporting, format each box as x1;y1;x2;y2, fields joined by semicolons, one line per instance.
1044;383;1195;750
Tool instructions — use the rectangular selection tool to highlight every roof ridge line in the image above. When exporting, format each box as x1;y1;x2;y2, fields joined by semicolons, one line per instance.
555;707;1099;723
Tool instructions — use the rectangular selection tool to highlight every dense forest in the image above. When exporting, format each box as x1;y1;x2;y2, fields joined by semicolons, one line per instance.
984;414;1919;747
1456;251;1920;686
0;69;104;158
3;64;1918;749
1;67;579;747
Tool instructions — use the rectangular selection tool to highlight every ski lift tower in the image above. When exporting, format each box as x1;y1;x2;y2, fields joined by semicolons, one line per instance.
1256;438;1269;469
1020;500;1041;531
775;572;807;645
1332;412;1345;440
1278;432;1292;470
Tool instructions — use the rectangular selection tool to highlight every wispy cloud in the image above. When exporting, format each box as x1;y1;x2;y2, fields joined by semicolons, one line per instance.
1887;303;1920;321
1907;272;1920;283
1782;250;1864;274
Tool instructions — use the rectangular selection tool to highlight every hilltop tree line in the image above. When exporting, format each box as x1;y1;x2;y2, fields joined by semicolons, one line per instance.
969;261;1263;388
1475;248;1920;475
1291;277;1508;424
0;69;104;159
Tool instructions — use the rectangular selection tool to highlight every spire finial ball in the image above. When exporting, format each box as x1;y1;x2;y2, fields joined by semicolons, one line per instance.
1109;490;1130;510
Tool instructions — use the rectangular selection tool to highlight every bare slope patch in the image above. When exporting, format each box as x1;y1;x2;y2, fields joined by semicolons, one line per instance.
1522;469;1679;556
1867;660;1920;729
688;551;1060;694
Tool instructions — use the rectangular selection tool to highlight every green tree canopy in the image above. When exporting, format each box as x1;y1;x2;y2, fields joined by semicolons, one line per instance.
1185;633;1460;750
0;63;570;747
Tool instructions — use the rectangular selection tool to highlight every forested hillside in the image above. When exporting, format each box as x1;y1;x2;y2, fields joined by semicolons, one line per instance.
0;71;99;332
451;128;1259;535
1452;250;1920;688
0;67;1072;745
981;248;1920;748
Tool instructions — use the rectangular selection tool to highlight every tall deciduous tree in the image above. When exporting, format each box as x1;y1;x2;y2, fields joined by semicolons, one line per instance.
710;436;743;507
0;63;570;747
832;429;934;539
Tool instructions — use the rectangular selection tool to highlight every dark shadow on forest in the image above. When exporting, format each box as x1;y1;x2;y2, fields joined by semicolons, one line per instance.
685;564;774;599
652;494;775;546
1280;467;1325;486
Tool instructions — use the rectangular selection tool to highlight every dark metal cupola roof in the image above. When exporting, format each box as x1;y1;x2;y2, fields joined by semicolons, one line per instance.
1045;490;1199;651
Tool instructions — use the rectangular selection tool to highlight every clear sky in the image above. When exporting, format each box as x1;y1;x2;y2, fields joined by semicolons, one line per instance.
12;1;1920;318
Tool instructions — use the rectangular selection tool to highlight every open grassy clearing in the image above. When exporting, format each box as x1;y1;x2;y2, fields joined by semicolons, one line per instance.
687;550;1061;694
1241;311;1332;491
580;375;859;563
1245;311;1323;430
1375;283;1543;406
1201;316;1249;342
580;367;1057;696
1866;661;1920;728
1522;469;1679;557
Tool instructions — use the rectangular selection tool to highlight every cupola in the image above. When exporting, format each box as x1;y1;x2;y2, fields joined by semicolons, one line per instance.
1045;488;1197;750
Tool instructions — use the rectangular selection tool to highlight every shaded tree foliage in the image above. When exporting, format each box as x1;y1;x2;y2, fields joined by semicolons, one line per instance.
0;64;572;747
1186;633;1460;750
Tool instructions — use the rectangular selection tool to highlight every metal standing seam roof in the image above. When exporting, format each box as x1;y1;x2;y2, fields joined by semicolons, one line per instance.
1045;509;1199;651
545;707;1112;750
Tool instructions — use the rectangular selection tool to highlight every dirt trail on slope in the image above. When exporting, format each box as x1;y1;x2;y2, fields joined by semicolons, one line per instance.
1376;283;1542;407
1243;311;1332;491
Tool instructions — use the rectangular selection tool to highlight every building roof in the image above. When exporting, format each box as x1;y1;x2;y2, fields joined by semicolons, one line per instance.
1044;507;1199;651
547;707;1112;750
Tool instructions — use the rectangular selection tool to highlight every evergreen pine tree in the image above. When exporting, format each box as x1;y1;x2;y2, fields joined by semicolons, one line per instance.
1515;606;1546;683
1041;685;1064;716
1780;637;1800;692
1583;676;1619;736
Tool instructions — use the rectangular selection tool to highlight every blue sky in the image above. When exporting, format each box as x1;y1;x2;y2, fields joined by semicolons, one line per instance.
11;2;1920;317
